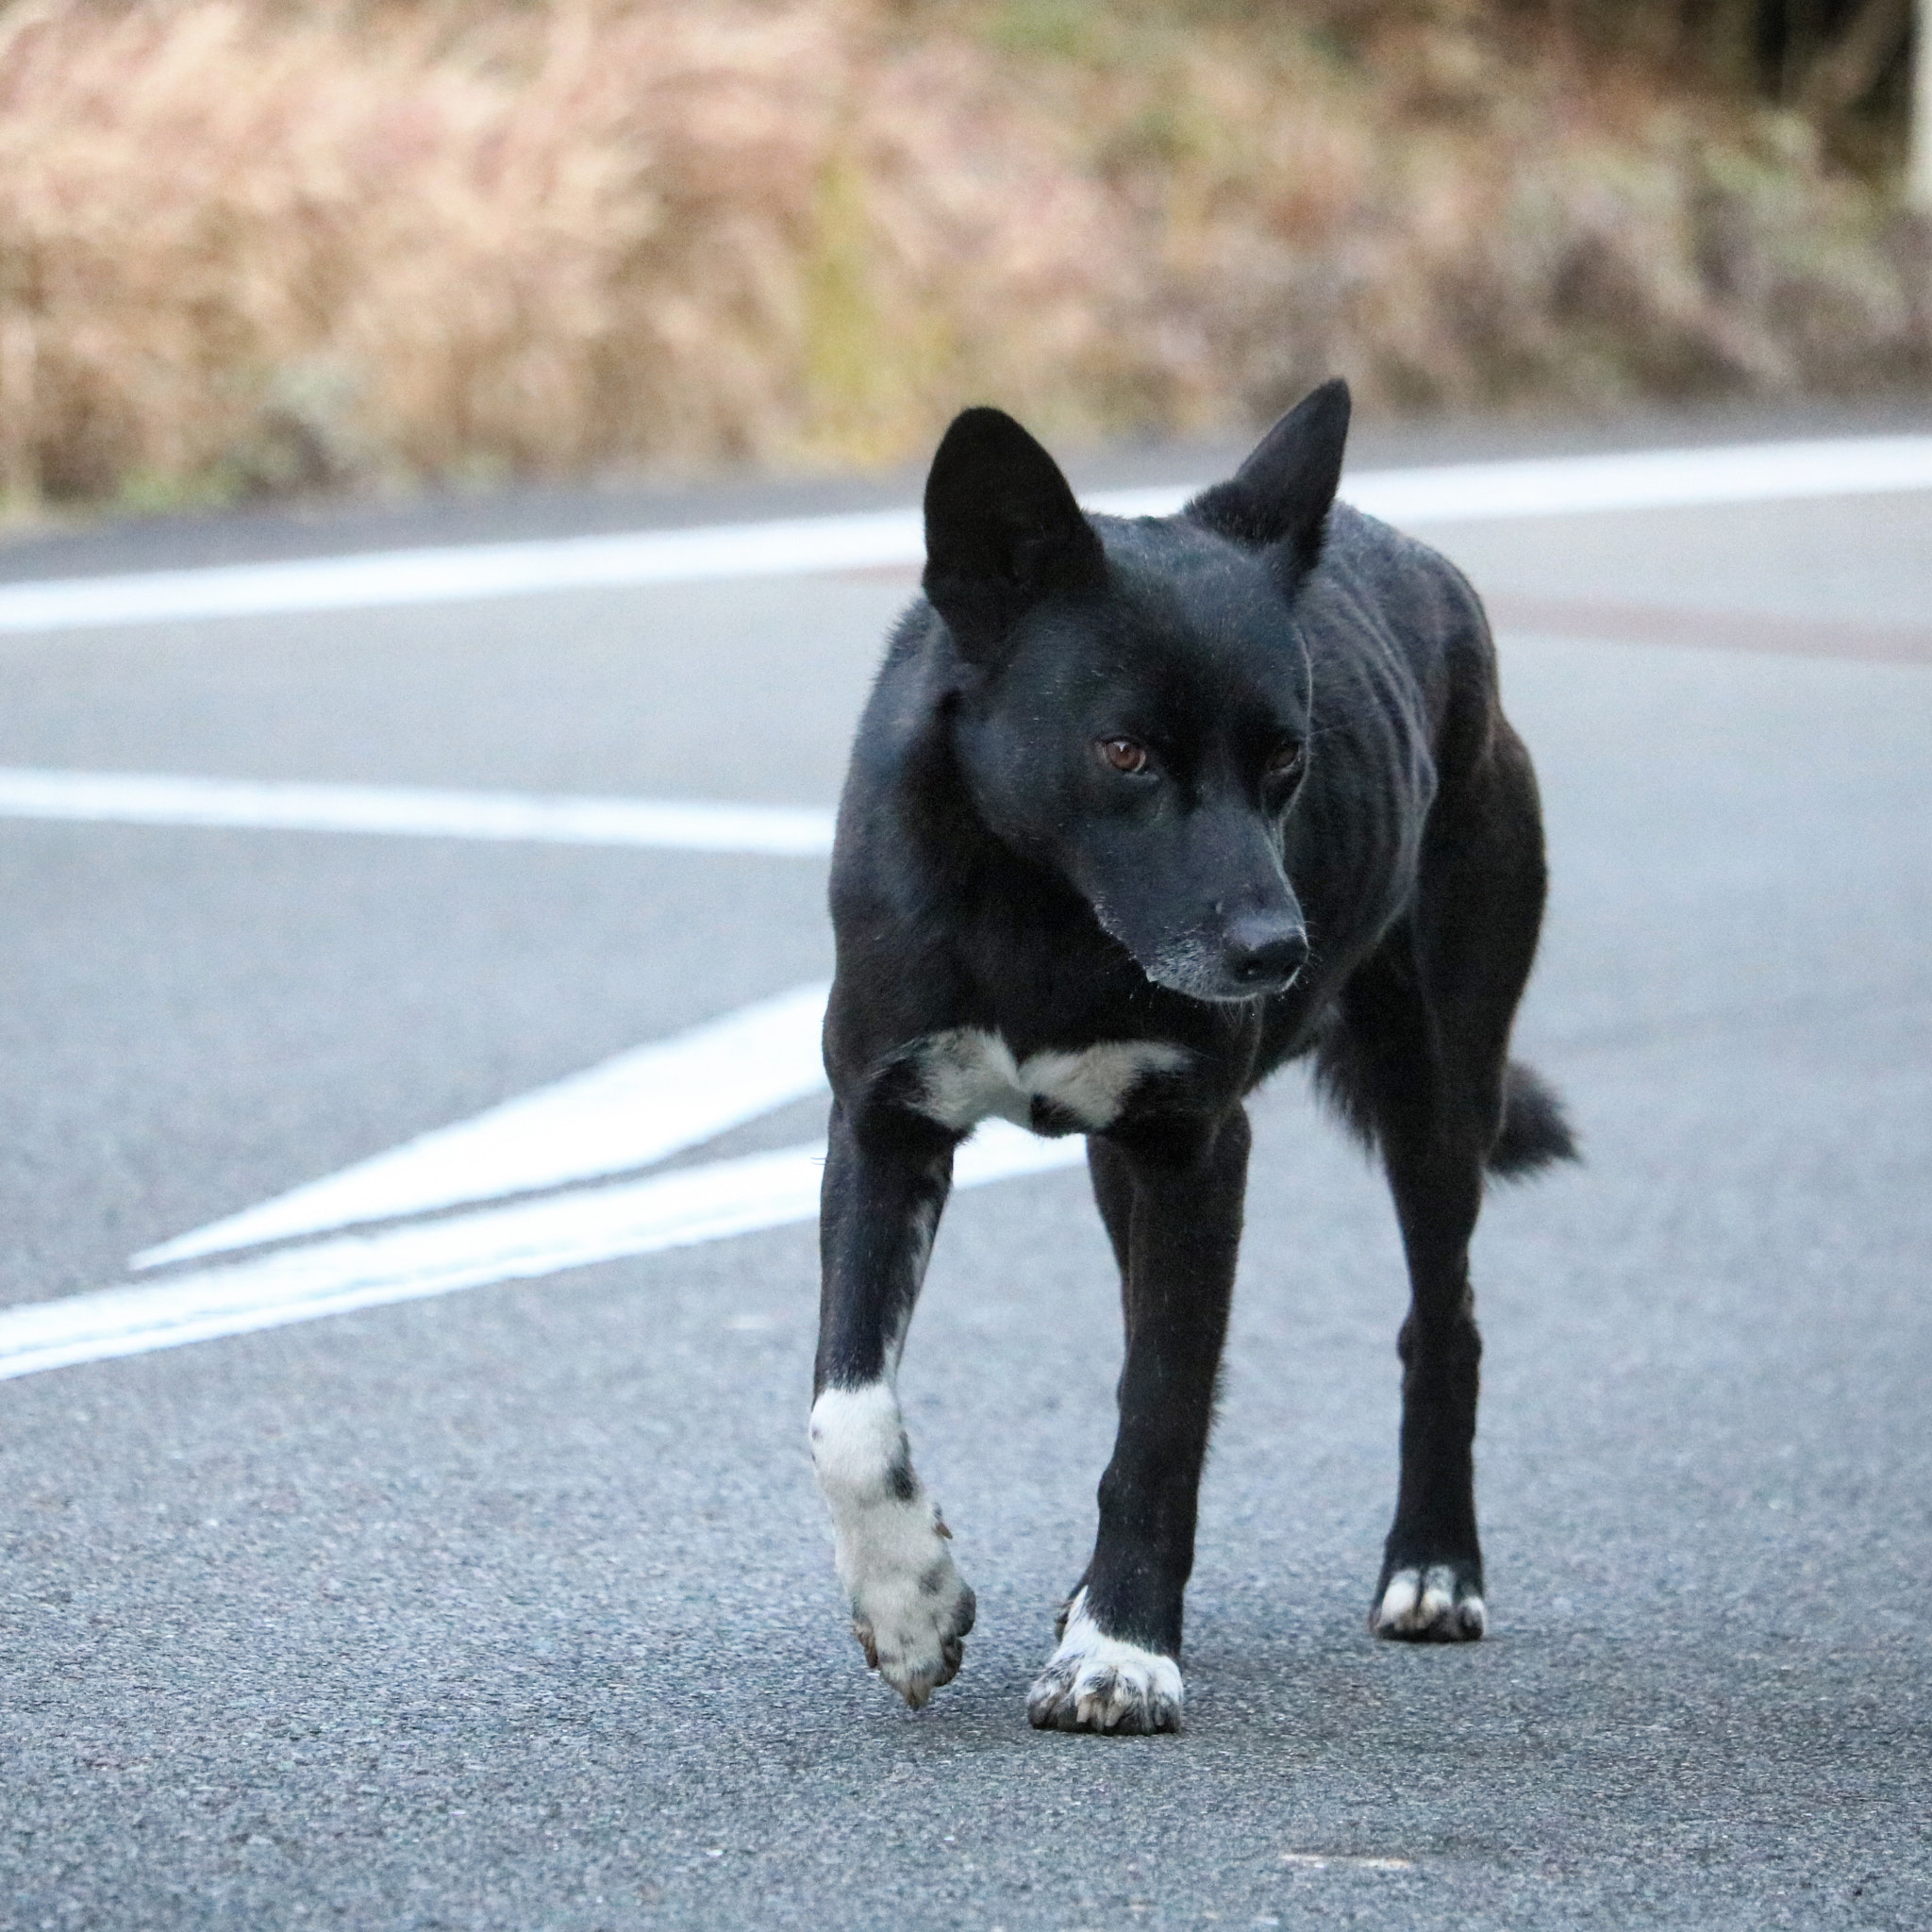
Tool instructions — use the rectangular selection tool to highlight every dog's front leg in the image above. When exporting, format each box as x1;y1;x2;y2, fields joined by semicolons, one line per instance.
810;1099;974;1708
1029;1108;1250;1735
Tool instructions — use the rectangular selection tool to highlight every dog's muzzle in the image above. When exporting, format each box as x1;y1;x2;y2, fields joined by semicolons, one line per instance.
1223;913;1308;993
1141;914;1308;1004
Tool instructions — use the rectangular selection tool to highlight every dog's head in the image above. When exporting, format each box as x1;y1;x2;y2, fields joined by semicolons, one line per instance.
923;379;1350;1005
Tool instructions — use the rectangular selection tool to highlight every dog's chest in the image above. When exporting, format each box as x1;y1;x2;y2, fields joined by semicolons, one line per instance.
909;1029;1191;1136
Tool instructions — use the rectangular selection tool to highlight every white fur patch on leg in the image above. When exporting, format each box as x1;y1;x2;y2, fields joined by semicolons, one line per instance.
1025;1588;1182;1735
809;1382;974;1707
1372;1564;1486;1641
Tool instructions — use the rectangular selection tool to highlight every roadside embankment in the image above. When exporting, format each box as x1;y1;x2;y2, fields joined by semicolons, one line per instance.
1;0;1927;512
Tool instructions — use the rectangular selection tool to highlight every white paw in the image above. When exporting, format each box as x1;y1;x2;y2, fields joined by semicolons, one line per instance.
847;1541;976;1709
1026;1589;1182;1734
1372;1564;1487;1641
810;1384;976;1708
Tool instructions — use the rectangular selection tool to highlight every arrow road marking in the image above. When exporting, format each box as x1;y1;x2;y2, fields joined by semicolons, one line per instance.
0;984;1088;1381
1;433;1927;633
0;1125;1082;1382
134;981;834;1268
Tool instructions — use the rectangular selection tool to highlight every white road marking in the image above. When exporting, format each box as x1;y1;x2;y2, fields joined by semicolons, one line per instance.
0;434;1927;633
1347;434;1932;525
135;981;834;1268
0;507;923;635
1279;1854;1416;1872
0;766;835;856
0;1121;1083;1381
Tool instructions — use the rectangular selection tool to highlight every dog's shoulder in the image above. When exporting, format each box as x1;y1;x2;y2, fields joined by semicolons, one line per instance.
1318;503;1492;668
1304;501;1506;770
825;599;1019;1068
841;600;948;782
831;602;957;884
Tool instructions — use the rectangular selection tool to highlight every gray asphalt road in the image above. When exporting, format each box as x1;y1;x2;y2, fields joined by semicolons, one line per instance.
2;414;1930;1931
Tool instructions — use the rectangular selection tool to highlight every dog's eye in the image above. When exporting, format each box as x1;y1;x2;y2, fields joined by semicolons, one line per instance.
1098;738;1151;775
1266;740;1306;779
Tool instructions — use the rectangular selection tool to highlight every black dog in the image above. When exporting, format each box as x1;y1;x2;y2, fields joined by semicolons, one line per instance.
809;379;1575;1734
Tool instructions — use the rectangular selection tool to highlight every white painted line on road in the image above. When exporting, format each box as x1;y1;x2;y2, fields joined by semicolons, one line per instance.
0;434;1927;633
135;981;833;1269
0;506;924;635
1346;435;1932;526
1279;1854;1416;1873
0;1122;1085;1381
0;767;836;856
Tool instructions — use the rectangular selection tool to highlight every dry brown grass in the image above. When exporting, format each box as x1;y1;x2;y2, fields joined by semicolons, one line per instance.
0;0;1927;511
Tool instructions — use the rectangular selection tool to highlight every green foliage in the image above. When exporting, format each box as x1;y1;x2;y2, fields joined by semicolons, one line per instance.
981;0;1115;62
801;146;955;465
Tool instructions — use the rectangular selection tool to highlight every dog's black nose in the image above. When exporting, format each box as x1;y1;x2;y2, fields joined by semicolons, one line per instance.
1225;917;1308;988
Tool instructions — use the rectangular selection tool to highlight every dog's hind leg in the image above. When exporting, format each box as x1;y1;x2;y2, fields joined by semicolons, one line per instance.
811;1099;975;1708
1028;1110;1249;1734
1334;722;1553;1642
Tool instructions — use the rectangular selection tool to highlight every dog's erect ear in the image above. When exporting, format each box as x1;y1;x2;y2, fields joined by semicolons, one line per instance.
1184;377;1351;569
923;407;1106;658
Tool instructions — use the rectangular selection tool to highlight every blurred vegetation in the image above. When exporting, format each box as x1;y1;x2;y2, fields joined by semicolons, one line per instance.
0;0;1925;515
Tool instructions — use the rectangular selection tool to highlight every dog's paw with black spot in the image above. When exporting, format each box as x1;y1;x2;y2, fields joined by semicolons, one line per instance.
1025;1590;1182;1735
1371;1561;1486;1641
849;1547;976;1709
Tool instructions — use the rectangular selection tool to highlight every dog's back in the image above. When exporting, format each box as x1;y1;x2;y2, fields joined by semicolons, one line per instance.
1257;500;1577;1174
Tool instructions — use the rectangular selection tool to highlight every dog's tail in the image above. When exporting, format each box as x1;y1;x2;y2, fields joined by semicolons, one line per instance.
1486;1061;1579;1178
1311;1037;1579;1179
